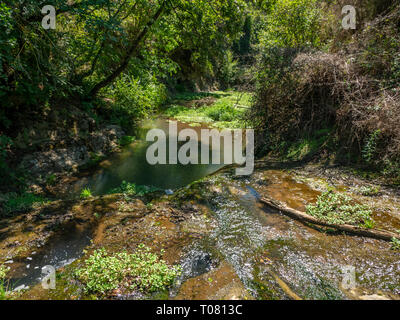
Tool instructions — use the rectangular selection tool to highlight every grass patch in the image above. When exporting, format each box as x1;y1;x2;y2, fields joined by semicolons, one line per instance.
164;91;253;129
357;185;381;197
391;237;400;251
2;192;46;215
80;188;92;199
108;181;160;197
172;91;227;101
75;246;181;295
0;265;11;300
306;191;375;228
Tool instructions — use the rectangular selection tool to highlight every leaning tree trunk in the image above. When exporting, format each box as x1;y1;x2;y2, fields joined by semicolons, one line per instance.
89;3;166;97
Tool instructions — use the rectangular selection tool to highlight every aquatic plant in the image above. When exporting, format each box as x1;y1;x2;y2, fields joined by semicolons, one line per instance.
80;188;93;199
392;237;400;251
306;191;374;228
108;181;160;197
356;185;381;196
75;245;181;295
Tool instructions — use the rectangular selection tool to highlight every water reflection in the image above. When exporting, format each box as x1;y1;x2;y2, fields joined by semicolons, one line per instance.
83;119;231;195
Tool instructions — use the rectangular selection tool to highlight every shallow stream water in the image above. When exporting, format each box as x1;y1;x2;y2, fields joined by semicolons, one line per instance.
71;119;230;195
6;120;400;299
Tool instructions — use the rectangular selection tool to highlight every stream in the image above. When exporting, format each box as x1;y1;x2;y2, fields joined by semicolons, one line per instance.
4;119;400;299
7;118;232;290
68;119;228;196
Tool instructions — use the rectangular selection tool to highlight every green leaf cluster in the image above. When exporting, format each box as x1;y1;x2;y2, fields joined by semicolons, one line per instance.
306;191;375;228
75;246;181;295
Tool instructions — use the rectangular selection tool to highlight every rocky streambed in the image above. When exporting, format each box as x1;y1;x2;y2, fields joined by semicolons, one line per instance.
1;162;399;300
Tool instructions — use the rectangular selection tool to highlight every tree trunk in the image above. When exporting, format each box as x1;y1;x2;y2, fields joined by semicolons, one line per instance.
89;3;166;97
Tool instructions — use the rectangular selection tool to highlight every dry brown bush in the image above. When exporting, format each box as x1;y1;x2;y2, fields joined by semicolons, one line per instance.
250;3;400;175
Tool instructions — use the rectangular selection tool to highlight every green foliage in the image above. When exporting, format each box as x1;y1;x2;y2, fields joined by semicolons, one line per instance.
357;185;381;197
75;246;181;295
0;265;9;280
391;237;400;251
1;0;246;134
165;91;251;129
172;92;221;101
0;264;10;300
103;75;167;129
260;0;321;48
2;192;45;215
108;181;160;197
46;174;57;186
80;188;92;199
119;136;135;147
306;191;375;228
218;50;239;89
362;130;381;164
285;135;328;160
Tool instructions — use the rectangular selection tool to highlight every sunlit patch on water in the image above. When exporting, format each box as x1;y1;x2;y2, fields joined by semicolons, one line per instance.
197;172;400;299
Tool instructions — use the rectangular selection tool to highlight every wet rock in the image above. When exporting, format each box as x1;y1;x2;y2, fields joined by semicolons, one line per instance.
181;249;215;279
19;124;125;179
359;294;391;300
176;261;252;300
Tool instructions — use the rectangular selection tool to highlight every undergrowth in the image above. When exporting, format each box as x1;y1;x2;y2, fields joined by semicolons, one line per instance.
164;91;252;129
75;246;181;295
306;191;375;228
1;192;46;216
108;181;160;197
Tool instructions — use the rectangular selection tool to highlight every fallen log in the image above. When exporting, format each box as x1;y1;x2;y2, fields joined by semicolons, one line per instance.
259;196;400;242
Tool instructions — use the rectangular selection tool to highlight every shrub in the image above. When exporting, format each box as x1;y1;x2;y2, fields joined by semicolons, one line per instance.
218;50;239;89
306;191;375;228
80;188;92;199
260;0;321;48
249;4;400;178
108;181;160;197
362;130;381;164
0;265;10;300
119;136;135;147
391;237;400;251
2;192;45;215
104;75;167;129
75;246;181;295
357;185;381;196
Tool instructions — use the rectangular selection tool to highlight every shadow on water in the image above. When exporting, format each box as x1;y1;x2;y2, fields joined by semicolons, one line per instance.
8;224;93;290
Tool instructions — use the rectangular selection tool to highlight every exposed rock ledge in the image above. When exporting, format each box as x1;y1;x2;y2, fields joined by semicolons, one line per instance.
19;125;124;179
